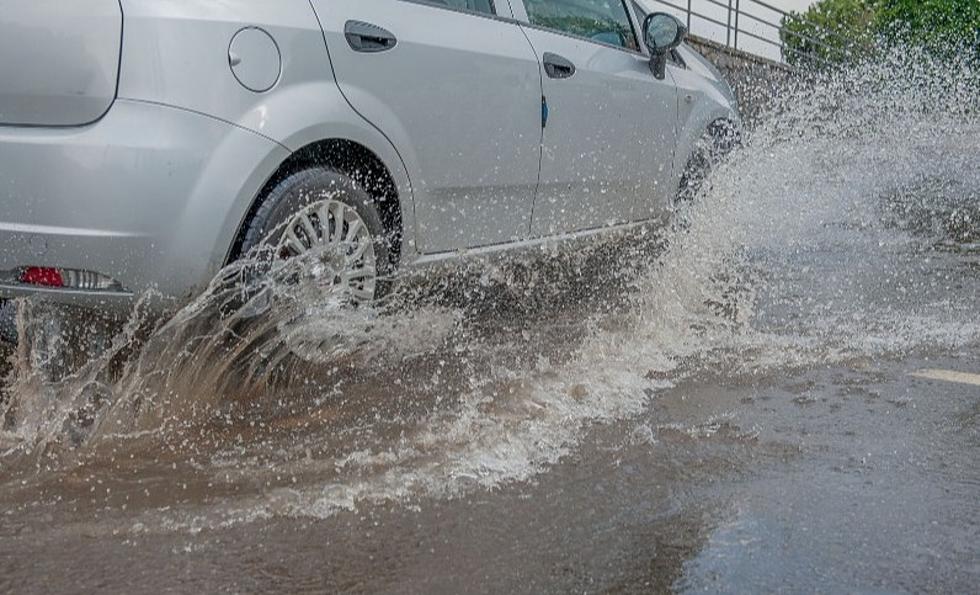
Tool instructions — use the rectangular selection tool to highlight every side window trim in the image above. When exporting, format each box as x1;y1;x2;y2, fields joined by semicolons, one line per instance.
397;0;500;18
619;0;642;51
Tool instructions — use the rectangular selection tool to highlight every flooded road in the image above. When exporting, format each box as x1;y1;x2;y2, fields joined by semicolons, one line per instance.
1;349;978;593
2;49;979;592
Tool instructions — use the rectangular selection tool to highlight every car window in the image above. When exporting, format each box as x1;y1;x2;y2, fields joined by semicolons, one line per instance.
524;0;639;50
425;0;495;15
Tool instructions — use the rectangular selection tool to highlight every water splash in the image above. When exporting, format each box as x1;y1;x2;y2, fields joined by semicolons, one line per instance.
1;43;978;529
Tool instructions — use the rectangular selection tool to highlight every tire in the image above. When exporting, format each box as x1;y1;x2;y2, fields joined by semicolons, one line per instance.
237;167;395;301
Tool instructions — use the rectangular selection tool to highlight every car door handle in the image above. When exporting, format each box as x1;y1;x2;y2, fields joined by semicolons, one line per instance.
344;21;397;53
542;53;576;79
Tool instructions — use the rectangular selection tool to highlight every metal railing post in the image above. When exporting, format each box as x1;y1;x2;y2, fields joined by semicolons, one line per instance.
650;0;860;67
726;0;733;47
734;0;741;50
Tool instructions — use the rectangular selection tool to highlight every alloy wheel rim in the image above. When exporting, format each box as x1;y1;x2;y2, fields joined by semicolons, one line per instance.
275;199;378;303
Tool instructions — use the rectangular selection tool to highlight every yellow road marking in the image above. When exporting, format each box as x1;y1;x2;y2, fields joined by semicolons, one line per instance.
910;369;980;387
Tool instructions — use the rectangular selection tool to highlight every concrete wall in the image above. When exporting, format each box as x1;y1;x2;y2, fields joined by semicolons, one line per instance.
686;36;798;122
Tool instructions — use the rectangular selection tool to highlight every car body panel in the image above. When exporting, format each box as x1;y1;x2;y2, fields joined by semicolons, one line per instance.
519;24;679;236
0;100;289;309
117;0;327;144
116;0;420;264
0;0;739;316
0;0;123;127
310;0;543;254
667;46;741;192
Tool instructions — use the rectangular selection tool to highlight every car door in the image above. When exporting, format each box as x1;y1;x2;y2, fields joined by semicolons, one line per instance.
310;0;543;254
514;0;678;237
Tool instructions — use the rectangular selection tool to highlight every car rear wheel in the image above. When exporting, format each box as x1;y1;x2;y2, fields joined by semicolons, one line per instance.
237;167;394;303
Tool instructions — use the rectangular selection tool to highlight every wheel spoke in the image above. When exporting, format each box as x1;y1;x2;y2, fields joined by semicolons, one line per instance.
299;213;320;247
349;286;375;302
328;201;347;246
284;227;307;253
316;202;333;239
348;237;371;263
275;198;380;304
344;219;363;244
342;266;377;283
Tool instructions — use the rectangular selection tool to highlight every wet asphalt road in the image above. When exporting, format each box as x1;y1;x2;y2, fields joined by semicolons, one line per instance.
1;343;977;593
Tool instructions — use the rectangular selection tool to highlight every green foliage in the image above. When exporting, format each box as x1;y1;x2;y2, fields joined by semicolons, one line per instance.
781;0;980;66
876;0;980;41
780;0;877;66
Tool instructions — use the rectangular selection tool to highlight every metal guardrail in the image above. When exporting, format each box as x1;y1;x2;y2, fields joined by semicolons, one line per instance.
649;0;860;66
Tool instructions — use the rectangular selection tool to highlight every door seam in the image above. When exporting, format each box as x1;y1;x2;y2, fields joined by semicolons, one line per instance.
516;23;547;239
306;0;420;258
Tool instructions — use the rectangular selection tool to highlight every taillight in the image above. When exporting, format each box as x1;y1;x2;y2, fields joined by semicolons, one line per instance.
19;266;64;288
17;267;122;291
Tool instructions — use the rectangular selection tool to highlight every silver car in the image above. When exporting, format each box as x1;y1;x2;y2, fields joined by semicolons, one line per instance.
0;0;738;320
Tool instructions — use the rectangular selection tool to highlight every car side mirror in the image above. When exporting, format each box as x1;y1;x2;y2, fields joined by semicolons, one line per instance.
643;13;687;80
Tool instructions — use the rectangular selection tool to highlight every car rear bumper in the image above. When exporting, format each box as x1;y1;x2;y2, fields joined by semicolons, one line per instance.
0;99;288;314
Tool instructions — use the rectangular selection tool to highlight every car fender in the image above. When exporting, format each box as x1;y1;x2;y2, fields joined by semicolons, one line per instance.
118;0;419;266
243;81;418;262
667;64;740;194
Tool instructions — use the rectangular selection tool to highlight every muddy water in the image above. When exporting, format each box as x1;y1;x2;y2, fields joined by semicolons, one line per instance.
2;47;980;592
1;351;977;593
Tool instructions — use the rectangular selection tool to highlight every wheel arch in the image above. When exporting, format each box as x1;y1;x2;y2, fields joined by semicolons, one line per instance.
226;138;407;266
672;104;740;188
676;116;742;201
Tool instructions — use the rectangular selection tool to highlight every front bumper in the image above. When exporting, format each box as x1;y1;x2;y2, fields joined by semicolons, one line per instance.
0;99;288;313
